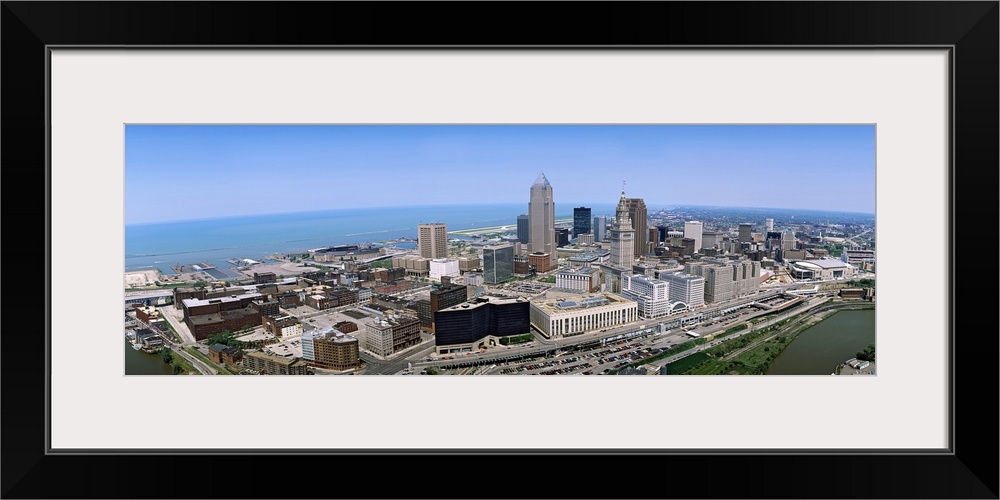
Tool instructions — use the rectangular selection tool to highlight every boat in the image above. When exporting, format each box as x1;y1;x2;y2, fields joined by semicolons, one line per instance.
131;341;142;351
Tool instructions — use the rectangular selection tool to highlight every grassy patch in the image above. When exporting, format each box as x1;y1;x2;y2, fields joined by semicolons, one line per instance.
168;352;200;375
664;352;711;374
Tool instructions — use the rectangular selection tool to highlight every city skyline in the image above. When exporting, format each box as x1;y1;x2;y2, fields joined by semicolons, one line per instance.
125;124;876;225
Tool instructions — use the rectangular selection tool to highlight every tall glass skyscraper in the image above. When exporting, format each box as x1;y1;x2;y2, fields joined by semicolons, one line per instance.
482;243;514;284
516;214;530;244
593;215;608;242
573;206;591;237
528;172;556;267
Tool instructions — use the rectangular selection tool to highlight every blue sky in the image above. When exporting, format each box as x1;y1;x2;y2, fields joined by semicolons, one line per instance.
125;125;875;224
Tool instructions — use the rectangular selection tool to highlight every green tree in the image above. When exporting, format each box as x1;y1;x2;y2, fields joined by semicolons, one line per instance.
425;366;440;375
192;280;208;288
172;363;184;375
161;348;174;364
856;343;876;362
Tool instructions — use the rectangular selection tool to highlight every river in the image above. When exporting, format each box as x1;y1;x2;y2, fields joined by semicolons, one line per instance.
124;337;174;375
765;308;876;375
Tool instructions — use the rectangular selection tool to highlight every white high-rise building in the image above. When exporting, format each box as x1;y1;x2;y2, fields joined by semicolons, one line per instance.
528;172;557;267
684;221;703;253
661;272;706;308
609;188;635;266
765;218;774;232
621;274;671;318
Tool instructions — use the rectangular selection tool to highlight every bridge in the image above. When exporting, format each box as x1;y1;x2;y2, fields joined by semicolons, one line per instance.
124;289;174;305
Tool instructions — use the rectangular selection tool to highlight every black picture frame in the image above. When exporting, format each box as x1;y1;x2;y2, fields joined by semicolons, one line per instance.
3;2;997;498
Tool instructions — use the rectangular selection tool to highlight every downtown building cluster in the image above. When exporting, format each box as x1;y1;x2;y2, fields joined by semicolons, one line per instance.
140;170;871;374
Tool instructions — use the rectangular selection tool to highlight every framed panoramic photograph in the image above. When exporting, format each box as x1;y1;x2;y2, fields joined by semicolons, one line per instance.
122;123;877;377
5;2;997;499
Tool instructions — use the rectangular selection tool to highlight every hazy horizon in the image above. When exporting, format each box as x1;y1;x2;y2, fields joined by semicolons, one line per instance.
126;124;876;225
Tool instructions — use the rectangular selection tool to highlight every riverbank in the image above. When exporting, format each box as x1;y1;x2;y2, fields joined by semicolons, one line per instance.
654;301;874;375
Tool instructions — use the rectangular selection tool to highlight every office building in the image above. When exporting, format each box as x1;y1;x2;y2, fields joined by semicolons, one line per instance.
841;248;876;264
576;233;594;245
660;272;706;308
364;315;421;357
684;258;760;303
243;351;309;375
624;197;648;258
739;223;753;243
556;228;570;247
593;216;608;242
435;296;531;354
528;252;553;273
609;189;635;266
429;283;468;332
684;221;703;252
529;293;638;339
482;243;515;284
528;172;557;267
648;228;660;250
417;223;448;259
765;218;774;232
573;207;592;237
302;327;360;371
781;230;797;251
516;214;530;244
621;274;675;319
555;267;600;293
429;258;460;281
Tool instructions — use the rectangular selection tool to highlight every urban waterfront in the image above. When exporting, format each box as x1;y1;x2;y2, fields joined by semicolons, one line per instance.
124;337;174;375
765;309;876;375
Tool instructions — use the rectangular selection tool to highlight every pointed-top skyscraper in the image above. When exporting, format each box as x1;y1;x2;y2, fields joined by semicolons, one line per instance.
528;171;557;268
610;185;635;266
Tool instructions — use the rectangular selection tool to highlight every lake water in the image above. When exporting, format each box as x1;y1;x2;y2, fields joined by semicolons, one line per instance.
125;203;616;275
765;309;876;375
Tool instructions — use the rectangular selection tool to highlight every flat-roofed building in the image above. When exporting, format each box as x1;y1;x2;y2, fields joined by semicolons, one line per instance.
529;293;638;339
577;233;595;246
555;267;600;293
134;305;159;323
209;343;243;365
660;272;706;308
252;299;280;317
573;207;592;237
527;252;552;273
364;315;421;357
253;272;277;284
429;258;460;281
430;284;468;333
262;314;302;338
182;292;264;340
684;258;759;303
243;351;309;375
302;327;360;371
841;248;876;265
458;256;480;272
483;243;515;284
593;215;608;242
435;296;531;354
621;274;672;319
173;286;207;309
418;223;449;259
684;221;703;253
